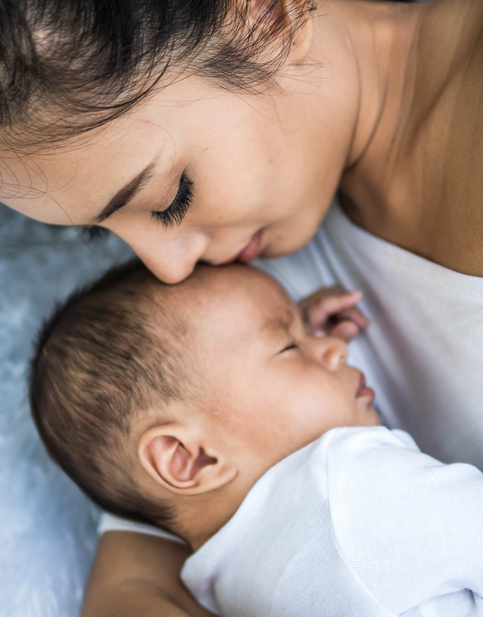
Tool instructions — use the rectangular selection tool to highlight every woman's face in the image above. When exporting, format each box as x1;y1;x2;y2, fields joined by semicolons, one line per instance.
1;71;356;282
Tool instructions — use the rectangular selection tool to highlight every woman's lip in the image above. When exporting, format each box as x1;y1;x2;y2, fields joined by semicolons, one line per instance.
211;231;264;267
356;373;375;399
235;230;264;264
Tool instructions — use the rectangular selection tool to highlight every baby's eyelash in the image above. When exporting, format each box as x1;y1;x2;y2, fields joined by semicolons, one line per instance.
280;343;298;353
151;172;193;229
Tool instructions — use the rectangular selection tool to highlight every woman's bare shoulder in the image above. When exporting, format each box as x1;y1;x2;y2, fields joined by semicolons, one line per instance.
415;0;482;78
399;0;483;276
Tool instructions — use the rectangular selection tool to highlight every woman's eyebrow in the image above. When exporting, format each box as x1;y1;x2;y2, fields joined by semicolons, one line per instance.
94;161;157;224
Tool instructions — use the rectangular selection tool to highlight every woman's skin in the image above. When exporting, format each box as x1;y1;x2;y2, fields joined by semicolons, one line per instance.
2;0;481;614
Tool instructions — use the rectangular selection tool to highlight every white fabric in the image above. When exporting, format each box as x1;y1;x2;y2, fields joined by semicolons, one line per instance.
97;513;186;544
181;427;483;617
100;200;483;541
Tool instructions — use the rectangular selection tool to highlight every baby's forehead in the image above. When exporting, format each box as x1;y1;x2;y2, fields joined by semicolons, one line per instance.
166;265;294;331
260;307;294;331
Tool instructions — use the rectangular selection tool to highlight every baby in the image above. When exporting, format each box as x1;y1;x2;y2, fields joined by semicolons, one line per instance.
30;262;483;617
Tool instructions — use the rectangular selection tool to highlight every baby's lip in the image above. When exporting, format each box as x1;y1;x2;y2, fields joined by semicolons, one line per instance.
356;373;366;396
356;372;375;399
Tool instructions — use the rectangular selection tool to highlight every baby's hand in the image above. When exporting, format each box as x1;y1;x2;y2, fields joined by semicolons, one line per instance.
298;286;369;342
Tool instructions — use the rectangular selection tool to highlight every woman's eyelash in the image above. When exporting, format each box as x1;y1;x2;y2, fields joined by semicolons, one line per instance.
151;172;193;229
83;226;110;242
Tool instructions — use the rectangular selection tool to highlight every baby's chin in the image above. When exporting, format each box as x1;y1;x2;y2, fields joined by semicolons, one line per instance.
366;405;383;426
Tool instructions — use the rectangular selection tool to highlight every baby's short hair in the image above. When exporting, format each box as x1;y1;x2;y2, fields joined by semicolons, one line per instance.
30;260;194;530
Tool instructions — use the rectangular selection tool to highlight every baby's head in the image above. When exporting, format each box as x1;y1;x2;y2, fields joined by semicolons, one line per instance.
31;262;379;546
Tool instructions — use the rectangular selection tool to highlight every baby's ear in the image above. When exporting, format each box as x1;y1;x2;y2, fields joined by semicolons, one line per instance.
138;425;237;496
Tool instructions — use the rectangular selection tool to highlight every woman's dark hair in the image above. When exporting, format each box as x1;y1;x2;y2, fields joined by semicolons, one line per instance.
0;0;314;149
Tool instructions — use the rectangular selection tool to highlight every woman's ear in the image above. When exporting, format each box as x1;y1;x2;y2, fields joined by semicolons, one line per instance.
287;1;313;65
246;0;314;64
138;425;237;496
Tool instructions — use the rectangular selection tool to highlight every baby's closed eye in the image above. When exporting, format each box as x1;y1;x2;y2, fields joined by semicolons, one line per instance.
279;343;298;354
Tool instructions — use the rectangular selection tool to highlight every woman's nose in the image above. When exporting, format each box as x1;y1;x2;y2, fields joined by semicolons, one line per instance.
116;221;210;284
312;336;348;370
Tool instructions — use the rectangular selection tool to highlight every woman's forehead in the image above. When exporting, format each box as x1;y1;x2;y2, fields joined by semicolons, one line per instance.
0;75;252;222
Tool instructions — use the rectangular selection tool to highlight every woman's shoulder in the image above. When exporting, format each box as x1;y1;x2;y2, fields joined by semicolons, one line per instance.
433;0;482;262
416;0;482;112
419;0;482;48
391;0;483;276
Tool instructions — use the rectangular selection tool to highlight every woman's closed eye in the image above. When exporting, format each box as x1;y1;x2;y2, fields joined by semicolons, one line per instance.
151;171;193;229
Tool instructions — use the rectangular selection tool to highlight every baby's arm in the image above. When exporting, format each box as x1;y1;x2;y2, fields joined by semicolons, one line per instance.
82;531;216;617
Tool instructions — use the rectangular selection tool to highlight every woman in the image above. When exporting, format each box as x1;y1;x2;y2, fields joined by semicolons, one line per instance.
1;0;482;614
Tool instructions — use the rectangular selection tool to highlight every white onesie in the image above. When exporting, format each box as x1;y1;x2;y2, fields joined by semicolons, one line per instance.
182;427;483;617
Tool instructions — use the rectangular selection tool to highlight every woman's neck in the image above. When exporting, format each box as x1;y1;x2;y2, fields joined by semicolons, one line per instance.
302;0;425;220
336;0;426;179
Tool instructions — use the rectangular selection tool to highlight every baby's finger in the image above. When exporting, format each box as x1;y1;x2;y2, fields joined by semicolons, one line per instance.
329;320;359;342
336;306;370;329
305;290;363;325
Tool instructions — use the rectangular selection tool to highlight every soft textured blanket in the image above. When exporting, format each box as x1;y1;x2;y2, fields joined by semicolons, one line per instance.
0;203;133;617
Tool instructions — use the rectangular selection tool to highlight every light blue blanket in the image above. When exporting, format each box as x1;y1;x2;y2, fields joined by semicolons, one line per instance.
0;203;133;617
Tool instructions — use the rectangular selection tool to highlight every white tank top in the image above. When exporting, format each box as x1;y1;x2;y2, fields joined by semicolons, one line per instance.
99;200;483;537
260;201;483;469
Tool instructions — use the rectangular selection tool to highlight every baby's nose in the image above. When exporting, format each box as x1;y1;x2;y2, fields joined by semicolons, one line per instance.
316;336;348;370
